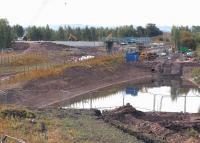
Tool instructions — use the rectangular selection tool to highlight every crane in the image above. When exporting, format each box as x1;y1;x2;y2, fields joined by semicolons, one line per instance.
68;33;78;41
106;33;112;40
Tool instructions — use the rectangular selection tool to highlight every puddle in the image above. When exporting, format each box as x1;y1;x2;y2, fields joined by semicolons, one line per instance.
64;78;200;113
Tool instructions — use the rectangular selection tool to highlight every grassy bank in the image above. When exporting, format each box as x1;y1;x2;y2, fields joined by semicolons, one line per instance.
0;106;141;143
1;54;124;87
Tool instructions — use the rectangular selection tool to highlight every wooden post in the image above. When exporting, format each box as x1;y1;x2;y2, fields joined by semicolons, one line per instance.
0;135;25;143
0;135;7;143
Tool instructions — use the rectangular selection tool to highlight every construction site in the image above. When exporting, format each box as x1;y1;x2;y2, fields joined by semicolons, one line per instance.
0;32;200;142
1;0;200;141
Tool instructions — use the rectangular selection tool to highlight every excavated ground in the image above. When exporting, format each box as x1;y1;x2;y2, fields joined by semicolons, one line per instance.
102;104;200;143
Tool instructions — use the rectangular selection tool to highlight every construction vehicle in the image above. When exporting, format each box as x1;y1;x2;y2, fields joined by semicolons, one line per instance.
106;33;112;40
139;51;157;61
105;33;113;54
68;33;78;41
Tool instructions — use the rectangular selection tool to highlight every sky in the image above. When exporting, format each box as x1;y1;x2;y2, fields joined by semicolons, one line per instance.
0;0;199;27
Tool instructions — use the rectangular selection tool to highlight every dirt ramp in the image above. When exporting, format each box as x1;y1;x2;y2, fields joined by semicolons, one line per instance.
102;104;200;143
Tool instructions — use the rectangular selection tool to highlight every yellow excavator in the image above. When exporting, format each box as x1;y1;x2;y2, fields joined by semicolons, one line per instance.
139;51;157;61
68;33;78;41
106;33;112;40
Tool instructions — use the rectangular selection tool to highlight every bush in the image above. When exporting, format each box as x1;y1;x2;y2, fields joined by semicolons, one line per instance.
0;109;36;119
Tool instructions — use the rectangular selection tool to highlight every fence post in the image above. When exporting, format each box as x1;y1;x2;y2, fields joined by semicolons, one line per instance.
24;66;26;75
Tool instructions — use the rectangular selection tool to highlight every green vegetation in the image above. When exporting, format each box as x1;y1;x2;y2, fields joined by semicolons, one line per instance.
0;19;14;50
12;24;24;38
172;25;200;53
187;128;199;137
26;23;162;41
196;46;200;60
0;19;163;50
0;106;141;143
171;26;196;51
0;22;163;42
0;109;35;119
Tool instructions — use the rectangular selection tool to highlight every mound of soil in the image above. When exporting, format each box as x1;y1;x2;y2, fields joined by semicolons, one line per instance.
24;64;151;91
3;63;152;107
102;104;200;143
11;42;30;51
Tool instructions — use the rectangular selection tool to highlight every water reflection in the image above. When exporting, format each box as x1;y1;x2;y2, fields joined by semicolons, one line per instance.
125;87;139;96
64;79;199;113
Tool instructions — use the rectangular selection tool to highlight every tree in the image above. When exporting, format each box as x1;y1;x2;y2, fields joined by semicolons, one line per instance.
180;30;196;50
57;26;66;40
27;26;38;41
194;32;200;44
44;25;52;41
0;19;13;50
16;23;163;41
192;26;200;33
146;23;162;37
12;24;24;38
171;26;181;50
136;26;146;37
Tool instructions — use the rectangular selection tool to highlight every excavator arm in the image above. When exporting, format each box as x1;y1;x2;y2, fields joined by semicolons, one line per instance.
68;33;78;41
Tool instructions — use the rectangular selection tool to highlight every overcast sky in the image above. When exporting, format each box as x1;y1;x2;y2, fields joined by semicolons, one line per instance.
0;0;199;27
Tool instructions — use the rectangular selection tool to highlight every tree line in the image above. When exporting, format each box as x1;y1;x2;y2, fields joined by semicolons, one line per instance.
0;18;163;49
26;23;163;41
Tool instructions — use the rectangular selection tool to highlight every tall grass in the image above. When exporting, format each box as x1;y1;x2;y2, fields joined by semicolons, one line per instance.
0;107;72;143
5;68;63;84
0;53;48;66
1;54;124;86
8;53;48;66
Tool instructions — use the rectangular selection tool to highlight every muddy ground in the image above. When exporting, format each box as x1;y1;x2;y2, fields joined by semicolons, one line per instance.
1;63;153;108
1;42;198;108
12;42;107;63
102;104;200;143
1;42;200;143
1;42;153;108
